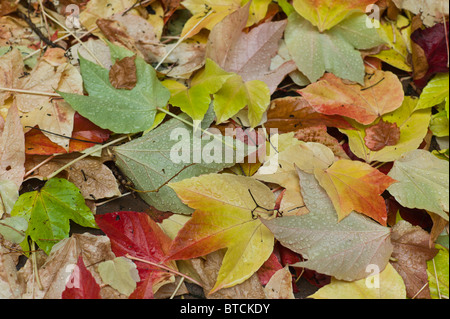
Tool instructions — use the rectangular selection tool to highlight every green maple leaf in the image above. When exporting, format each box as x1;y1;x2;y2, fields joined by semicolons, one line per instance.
10;178;98;255
162;58;234;124
285;13;384;84
59;43;170;134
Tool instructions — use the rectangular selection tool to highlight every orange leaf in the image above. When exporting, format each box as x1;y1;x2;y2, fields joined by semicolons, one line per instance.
314;159;397;225
299;70;404;125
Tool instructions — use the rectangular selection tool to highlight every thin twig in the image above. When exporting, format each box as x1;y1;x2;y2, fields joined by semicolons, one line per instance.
170;277;185;299
24;154;57;179
0;87;60;97
125;254;203;287
95;192;132;207
43;11;105;68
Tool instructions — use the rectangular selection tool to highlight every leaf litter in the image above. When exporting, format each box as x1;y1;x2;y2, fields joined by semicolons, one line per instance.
0;0;448;301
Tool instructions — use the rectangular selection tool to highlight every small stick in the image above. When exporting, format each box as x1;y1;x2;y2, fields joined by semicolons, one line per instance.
0;87;60;97
24;154;57;179
125;254;203;287
43;11;105;68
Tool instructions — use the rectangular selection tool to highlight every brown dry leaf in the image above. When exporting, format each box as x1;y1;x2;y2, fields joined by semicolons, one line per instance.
0;16;40;47
97;14;206;79
392;0;449;27
206;3;293;93
25;156;121;200
264;96;352;133
0;243;24;298
0;48;24;105
364;119;401;152
264;266;295;299
18;233;117;299
410;16;429;81
294;125;349;159
428;212;448;248
109;55;138;90
0;0;17;17
17;49;83;150
190;250;266;299
390;220;439;299
0;105;25;188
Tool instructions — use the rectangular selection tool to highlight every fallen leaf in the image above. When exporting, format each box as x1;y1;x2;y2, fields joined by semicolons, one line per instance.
213;74;271;128
390;220;439;299
411;22;450;88
109;55;137;90
315;159;397;225
24;112;111;155
371;15;413;72
364;119;401;151
162;58;233;123
262;169;393;281
206;4;292;93
0;216;27;244
112;108;246;215
291;0;379;31
285;12;384;84
60;43;170;134
299;70;405;125
426;244;449;299
25;156;121;200
0;105;25;188
18;233;116;299
294;125;349;159
392;0;449;27
387;149;449;220
417;72;449;110
264;266;295;299
0;244;23;298
10;178;98;255
309;263;406;299
98;256;140;297
62;255;102;299
0;180;19;218
190;250;266;299
167;174;275;294
341;97;432;163
180;0;242;38
95;211;177;299
264;96;352;133
0;48;23;105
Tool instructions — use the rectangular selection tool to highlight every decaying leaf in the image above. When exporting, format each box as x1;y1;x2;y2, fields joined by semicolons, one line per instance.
109;55;138;90
390;220;439;299
264;266;295;299
0;105;25;188
364;120;401;151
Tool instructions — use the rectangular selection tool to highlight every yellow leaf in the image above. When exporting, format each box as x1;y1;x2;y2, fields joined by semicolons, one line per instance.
180;0;242;37
167;174;274;294
310;263;407;299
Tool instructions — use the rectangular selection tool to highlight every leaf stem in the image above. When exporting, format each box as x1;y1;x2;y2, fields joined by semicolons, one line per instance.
0;87;60;97
31;241;44;291
125;254;203;287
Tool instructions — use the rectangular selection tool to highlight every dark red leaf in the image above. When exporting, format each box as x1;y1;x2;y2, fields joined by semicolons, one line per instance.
411;22;450;88
61;255;102;299
95;211;175;299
